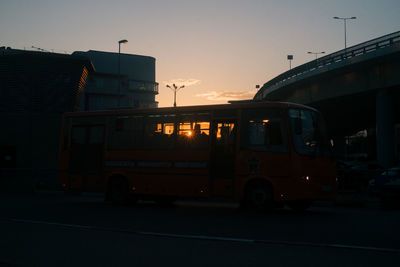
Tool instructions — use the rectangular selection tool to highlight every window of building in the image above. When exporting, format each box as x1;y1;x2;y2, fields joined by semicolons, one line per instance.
95;78;104;88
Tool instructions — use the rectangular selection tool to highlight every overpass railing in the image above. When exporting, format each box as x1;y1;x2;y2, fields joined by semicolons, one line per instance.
255;31;400;99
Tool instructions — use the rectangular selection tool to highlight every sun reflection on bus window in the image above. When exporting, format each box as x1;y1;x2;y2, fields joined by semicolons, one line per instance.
156;123;175;135
178;122;210;137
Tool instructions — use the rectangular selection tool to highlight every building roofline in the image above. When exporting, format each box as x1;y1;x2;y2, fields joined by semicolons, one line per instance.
73;50;156;61
1;47;95;72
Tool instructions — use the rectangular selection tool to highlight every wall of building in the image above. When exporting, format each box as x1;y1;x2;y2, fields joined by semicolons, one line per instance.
0;48;93;191
73;50;158;111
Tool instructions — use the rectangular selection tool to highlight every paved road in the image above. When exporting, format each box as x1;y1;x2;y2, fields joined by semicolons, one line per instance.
0;191;399;266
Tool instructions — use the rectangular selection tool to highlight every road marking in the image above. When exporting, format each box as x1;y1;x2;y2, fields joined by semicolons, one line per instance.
254;239;400;253
137;231;255;243
328;243;400;253
6;218;400;254
11;218;93;230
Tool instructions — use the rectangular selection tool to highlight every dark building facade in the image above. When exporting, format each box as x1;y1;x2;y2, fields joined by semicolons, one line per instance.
0;48;93;190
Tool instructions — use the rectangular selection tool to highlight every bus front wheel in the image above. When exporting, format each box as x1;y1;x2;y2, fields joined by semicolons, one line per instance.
243;183;274;210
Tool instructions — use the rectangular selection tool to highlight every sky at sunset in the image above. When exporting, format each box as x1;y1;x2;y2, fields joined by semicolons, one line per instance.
1;0;399;107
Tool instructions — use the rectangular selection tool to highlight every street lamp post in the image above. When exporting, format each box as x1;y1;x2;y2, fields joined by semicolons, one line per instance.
307;51;325;60
166;83;185;107
118;39;128;107
333;16;356;51
287;55;293;70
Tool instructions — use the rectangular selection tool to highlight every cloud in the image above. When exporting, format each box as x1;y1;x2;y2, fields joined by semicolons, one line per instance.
162;78;201;87
196;90;257;101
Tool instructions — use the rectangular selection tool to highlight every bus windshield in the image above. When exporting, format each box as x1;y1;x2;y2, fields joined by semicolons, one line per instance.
288;109;331;157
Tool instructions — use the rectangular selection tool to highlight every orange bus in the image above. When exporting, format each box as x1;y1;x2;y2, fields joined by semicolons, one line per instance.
59;101;337;210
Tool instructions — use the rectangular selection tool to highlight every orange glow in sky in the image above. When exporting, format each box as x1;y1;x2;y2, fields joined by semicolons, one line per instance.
1;0;399;107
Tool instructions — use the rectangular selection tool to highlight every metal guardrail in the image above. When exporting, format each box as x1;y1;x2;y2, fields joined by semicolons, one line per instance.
255;31;400;100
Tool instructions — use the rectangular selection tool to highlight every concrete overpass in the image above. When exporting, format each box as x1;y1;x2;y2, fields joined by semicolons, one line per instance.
254;31;400;168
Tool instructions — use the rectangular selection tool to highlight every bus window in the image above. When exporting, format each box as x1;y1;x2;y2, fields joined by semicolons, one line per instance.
177;121;210;149
243;109;287;153
145;115;176;150
193;122;210;149
216;123;235;146
157;123;175;135
109;116;146;150
288;109;331;157
211;121;236;180
108;116;138;150
89;125;105;144
178;122;192;137
71;126;86;145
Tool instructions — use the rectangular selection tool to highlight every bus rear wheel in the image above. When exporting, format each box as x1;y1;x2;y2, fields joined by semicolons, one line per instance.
244;183;274;210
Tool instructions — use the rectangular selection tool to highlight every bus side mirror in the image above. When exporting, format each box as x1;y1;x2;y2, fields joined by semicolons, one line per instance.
294;118;302;135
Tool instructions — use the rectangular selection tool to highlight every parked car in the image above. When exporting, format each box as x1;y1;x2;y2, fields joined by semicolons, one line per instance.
369;167;400;208
337;160;383;192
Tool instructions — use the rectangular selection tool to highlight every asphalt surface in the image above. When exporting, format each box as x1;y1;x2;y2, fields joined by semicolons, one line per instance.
0;191;399;266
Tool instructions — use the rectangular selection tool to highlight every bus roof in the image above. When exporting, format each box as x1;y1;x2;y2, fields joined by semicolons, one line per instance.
63;101;318;118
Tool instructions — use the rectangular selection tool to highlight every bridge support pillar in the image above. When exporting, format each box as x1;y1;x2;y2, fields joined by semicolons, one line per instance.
376;90;396;168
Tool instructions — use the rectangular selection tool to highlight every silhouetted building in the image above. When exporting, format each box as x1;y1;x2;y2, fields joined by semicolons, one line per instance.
0;47;94;190
72;50;158;110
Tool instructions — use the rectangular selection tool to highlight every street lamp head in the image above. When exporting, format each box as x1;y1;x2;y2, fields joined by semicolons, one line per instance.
333;16;357;20
119;39;128;44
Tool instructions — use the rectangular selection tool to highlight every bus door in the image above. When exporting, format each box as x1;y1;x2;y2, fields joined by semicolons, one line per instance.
210;120;236;197
68;124;105;192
